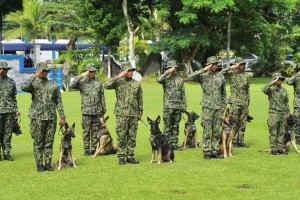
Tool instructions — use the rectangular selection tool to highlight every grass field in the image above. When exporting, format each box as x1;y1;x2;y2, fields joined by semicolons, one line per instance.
1;76;300;200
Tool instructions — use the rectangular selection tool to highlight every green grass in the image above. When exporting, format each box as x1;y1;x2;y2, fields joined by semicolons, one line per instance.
1;77;300;200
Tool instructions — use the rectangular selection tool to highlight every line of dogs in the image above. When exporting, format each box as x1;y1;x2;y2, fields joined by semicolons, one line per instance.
56;110;300;170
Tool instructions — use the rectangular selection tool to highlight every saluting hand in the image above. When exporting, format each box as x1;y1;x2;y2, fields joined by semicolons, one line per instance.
272;77;279;84
81;71;89;77
230;64;239;69
118;70;127;78
203;64;212;71
35;70;43;77
0;69;3;74
168;67;176;74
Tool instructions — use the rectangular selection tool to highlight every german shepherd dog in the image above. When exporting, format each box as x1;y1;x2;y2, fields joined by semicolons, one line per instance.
93;116;117;158
56;123;76;170
219;109;236;158
182;111;200;150
260;114;300;154
147;116;174;164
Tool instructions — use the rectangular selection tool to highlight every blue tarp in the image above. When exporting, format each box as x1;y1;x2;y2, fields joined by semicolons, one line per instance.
2;43;108;51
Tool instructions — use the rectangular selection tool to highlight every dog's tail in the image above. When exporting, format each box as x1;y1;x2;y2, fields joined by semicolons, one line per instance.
259;149;271;152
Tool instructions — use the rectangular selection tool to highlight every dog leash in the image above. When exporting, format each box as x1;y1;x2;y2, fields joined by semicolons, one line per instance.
58;125;64;136
139;119;148;127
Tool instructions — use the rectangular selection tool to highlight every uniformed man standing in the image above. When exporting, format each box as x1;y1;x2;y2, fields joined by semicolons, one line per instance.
221;57;250;148
0;61;18;161
287;67;300;144
262;73;290;155
21;62;66;171
104;64;143;165
157;60;186;150
188;56;227;159
69;63;106;156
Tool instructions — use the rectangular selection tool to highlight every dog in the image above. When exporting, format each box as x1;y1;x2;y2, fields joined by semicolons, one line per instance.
93;116;117;158
219;109;236;158
260;114;300;154
56;123;77;170
182;111;200;150
147;116;174;164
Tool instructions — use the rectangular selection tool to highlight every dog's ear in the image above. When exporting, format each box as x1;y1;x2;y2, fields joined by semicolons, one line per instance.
147;117;152;124
104;116;109;122
185;111;190;115
65;122;69;130
156;115;161;123
72;123;75;128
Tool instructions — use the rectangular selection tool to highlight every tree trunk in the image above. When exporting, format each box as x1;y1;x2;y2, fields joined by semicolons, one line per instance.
226;11;232;68
122;0;139;68
107;46;111;78
0;14;2;54
181;45;200;76
66;35;77;51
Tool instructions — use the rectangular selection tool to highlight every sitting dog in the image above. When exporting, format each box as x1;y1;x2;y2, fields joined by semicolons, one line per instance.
93;116;117;158
56;123;76;170
260;114;300;154
182;111;200;150
147;116;174;164
219;109;236;158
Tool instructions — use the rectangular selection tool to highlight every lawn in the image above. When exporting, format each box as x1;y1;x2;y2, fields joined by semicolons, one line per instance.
1;76;300;200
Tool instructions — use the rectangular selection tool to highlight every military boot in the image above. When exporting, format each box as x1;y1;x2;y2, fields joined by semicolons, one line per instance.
3;154;14;161
45;163;54;171
37;164;45;172
0;154;2;161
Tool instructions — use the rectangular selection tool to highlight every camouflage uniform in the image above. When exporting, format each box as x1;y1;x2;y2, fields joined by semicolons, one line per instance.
188;57;227;156
287;73;300;143
157;60;187;148
104;66;143;160
221;59;250;146
21;63;65;166
262;73;289;153
69;64;106;154
0;61;18;160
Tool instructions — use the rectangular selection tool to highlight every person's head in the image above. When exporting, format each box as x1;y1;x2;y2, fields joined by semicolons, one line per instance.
85;63;97;79
235;57;246;71
36;62;50;79
121;63;135;79
272;73;285;87
0;61;11;77
295;66;300;74
205;56;219;72
165;60;179;73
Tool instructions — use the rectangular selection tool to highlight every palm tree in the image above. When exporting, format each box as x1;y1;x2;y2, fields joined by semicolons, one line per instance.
5;0;47;66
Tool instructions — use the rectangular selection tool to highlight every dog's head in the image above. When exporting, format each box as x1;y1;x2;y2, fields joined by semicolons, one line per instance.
147;116;161;135
287;114;295;126
224;109;236;125
185;111;200;122
64;122;76;139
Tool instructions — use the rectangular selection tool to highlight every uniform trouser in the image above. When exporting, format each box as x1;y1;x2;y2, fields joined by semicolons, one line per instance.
230;104;248;144
267;112;286;151
81;114;100;152
115;115;138;159
0;113;14;155
163;108;182;146
30;119;56;165
201;107;223;155
293;108;300;141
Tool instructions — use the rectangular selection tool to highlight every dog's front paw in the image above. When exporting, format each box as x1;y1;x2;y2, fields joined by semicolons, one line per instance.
149;160;154;163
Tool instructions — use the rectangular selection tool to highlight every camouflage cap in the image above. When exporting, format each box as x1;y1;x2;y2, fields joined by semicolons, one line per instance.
205;56;219;65
86;63;97;72
272;72;285;81
120;63;135;72
36;62;50;71
235;57;247;64
166;60;179;68
0;61;12;70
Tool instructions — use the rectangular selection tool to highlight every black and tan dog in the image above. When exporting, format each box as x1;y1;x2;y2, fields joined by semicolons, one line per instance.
147;116;174;164
260;114;300;154
182;111;200;150
56;123;76;170
93;116;117;158
219;109;236;158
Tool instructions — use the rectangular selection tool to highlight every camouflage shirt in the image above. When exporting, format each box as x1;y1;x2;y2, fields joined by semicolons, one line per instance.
69;75;106;115
104;77;143;117
262;83;289;113
0;76;18;114
21;76;65;120
188;69;227;109
287;74;300;108
221;68;250;106
157;71;187;110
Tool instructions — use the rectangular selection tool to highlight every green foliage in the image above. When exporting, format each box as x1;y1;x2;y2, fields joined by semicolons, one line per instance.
293;52;300;66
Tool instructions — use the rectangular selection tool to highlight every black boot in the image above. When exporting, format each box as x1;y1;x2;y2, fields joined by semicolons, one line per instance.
118;157;125;165
0;154;2;161
126;157;139;164
45;163;54;171
37;164;45;172
4;154;14;161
